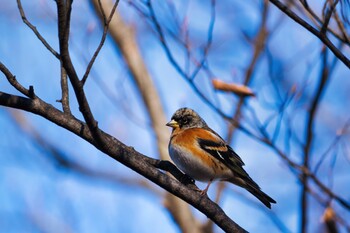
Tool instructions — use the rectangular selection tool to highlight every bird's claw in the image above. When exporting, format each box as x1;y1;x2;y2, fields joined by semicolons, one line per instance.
180;174;195;185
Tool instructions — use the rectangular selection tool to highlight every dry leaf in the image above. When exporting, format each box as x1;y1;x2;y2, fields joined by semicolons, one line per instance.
212;79;255;97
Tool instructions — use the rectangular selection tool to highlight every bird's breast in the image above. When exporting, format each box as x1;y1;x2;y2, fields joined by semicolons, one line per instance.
169;143;220;182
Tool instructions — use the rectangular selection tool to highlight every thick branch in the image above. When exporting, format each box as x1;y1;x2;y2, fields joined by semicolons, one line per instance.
0;90;247;233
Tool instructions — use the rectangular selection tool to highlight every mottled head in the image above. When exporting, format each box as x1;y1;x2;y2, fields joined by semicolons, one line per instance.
166;108;208;130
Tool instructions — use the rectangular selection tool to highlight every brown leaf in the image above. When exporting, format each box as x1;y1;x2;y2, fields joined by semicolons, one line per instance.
212;79;255;97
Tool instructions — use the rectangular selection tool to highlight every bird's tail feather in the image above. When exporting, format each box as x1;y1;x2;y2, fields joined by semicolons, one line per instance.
245;184;276;209
228;178;276;209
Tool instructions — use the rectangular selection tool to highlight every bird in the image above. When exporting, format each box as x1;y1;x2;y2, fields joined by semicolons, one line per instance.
166;107;276;208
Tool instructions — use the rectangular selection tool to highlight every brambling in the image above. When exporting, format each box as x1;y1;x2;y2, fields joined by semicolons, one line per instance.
166;108;276;208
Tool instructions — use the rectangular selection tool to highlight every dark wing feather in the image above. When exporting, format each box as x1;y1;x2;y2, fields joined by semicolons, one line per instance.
197;138;250;179
197;133;276;208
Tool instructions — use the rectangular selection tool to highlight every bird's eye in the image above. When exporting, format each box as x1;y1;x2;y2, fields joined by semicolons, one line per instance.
182;117;189;124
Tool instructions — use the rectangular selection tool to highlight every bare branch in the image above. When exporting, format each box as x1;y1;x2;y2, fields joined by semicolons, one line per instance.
56;0;102;145
0;89;247;233
227;0;269;143
269;0;350;69
300;47;330;233
320;0;339;34
188;0;216;81
333;4;350;44
16;0;60;59
298;0;350;45
81;0;120;85
0;61;35;98
58;65;71;114
263;136;350;211
314;118;350;173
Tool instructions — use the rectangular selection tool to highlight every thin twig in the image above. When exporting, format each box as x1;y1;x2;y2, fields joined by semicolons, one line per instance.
59;65;71;114
263;135;350;211
16;0;60;59
300;47;330;233
269;0;350;69
0;61;35;99
81;0;120;85
189;0;216;81
333;4;350;44
298;0;350;45
321;0;339;34
313;118;350;174
56;0;102;146
227;0;269;143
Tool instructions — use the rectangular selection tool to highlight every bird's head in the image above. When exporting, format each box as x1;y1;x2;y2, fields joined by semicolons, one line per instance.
166;108;208;130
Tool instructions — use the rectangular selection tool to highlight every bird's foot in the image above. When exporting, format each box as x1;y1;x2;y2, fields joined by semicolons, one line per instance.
199;186;209;196
180;174;195;185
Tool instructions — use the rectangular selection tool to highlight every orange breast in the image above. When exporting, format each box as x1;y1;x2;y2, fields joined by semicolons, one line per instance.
169;128;232;180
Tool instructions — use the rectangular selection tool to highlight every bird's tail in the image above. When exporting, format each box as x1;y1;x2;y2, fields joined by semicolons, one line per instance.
245;183;276;209
228;178;276;209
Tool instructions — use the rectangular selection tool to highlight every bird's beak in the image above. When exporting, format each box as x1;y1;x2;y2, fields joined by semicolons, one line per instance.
166;119;178;128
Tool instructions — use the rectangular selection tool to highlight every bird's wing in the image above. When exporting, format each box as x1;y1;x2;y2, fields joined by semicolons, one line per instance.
191;128;276;208
190;128;250;179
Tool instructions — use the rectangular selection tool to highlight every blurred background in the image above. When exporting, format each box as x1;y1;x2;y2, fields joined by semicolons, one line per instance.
0;0;350;232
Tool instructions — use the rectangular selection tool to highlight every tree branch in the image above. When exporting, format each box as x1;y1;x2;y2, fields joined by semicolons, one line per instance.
268;0;350;69
0;90;247;233
56;0;102;145
226;0;269;143
0;61;35;99
81;0;120;85
16;0;60;59
58;65;71;114
320;0;339;34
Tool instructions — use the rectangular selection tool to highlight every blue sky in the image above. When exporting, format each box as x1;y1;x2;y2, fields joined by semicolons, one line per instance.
1;0;350;232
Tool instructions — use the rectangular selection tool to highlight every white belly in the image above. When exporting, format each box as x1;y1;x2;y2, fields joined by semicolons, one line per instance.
169;144;217;182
